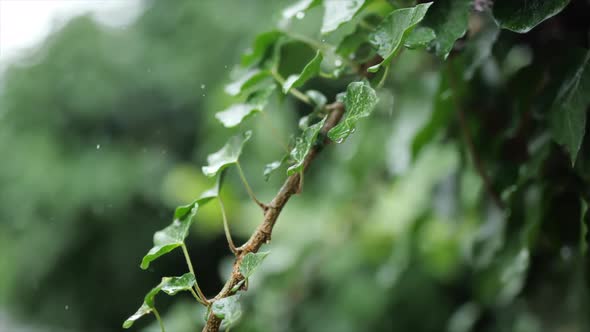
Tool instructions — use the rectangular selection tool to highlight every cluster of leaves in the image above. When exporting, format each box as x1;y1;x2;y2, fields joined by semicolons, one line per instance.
125;0;590;330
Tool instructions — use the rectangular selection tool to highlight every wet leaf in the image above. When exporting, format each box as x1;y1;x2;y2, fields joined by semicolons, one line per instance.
549;50;590;165
422;0;471;59
282;0;319;20
211;294;242;329
493;0;570;33
202;131;252;177
140;207;198;269
216;85;276;128
368;3;432;71
264;154;288;181
321;0;366;34
123;273;196;328
283;51;323;94
240;251;270;278
404;27;436;49
241;31;283;67
328;81;378;143
225;69;272;97
288;116;327;175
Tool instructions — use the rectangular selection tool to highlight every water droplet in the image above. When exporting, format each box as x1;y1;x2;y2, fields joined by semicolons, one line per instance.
201;84;206;89
96;144;101;150
334;59;343;67
295;11;305;19
224;65;228;69
321;39;326;43
335;138;344;144
65;305;69;310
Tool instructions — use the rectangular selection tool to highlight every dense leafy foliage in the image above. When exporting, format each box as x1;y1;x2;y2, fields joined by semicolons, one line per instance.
1;0;589;331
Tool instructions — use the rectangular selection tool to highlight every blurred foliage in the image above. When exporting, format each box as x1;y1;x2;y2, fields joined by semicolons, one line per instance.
0;0;589;332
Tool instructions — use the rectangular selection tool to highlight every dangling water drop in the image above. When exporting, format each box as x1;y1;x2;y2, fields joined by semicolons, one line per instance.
295;11;305;19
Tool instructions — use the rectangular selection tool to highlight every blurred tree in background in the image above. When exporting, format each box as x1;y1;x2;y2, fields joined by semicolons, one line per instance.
0;0;589;332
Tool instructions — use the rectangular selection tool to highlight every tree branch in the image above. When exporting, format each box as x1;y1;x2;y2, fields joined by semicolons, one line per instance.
202;102;345;331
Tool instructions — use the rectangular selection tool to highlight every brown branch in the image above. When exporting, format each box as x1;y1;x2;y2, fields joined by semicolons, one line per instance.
202;102;345;332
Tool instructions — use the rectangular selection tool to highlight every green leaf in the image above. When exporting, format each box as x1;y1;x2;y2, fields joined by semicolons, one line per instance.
287;116;327;175
174;175;222;221
368;3;432;71
282;51;323;94
211;294;242;329
140;206;199;269
336;26;370;59
123;303;151;329
264;154;288;181
240;251;271;279
493;0;570;33
123;273;196;328
202;131;252;177
160;273;197;296
282;0;319;20
321;0;366;34
305;90;327;110
549;50;590;165
216;85;276;128
404;27;436;49
421;0;471;59
225;69;272;97
328;81;379;143
241;31;283;67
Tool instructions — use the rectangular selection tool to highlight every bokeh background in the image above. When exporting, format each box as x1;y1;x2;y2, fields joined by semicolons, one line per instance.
0;1;588;332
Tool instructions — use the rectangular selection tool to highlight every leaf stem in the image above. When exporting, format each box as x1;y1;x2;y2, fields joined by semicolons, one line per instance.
153;308;166;332
270;70;312;105
181;243;209;305
218;196;238;254
236;161;267;210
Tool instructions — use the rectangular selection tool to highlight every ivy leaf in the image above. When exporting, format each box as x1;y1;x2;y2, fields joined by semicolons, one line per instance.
549;50;590;165
321;0;366;34
306;90;327;110
264;154;288;181
225;69;272;97
240;251;271;279
202;131;252;177
404;27;436;50
216;85;276;128
160;273;197;296
282;0;319;20
493;0;570;33
241;31;283;67
140;205;199;269
283;51;323;94
328;81;379;143
174;173;222;221
422;0;471;59
123;303;151;329
211;294;242;329
287;116;327;175
368;3;432;72
123;273;196;328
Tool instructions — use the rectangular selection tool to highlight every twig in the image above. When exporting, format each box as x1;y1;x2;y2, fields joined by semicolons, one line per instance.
202;102;345;332
446;61;505;210
236;161;267;211
181;243;209;305
218;197;238;254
